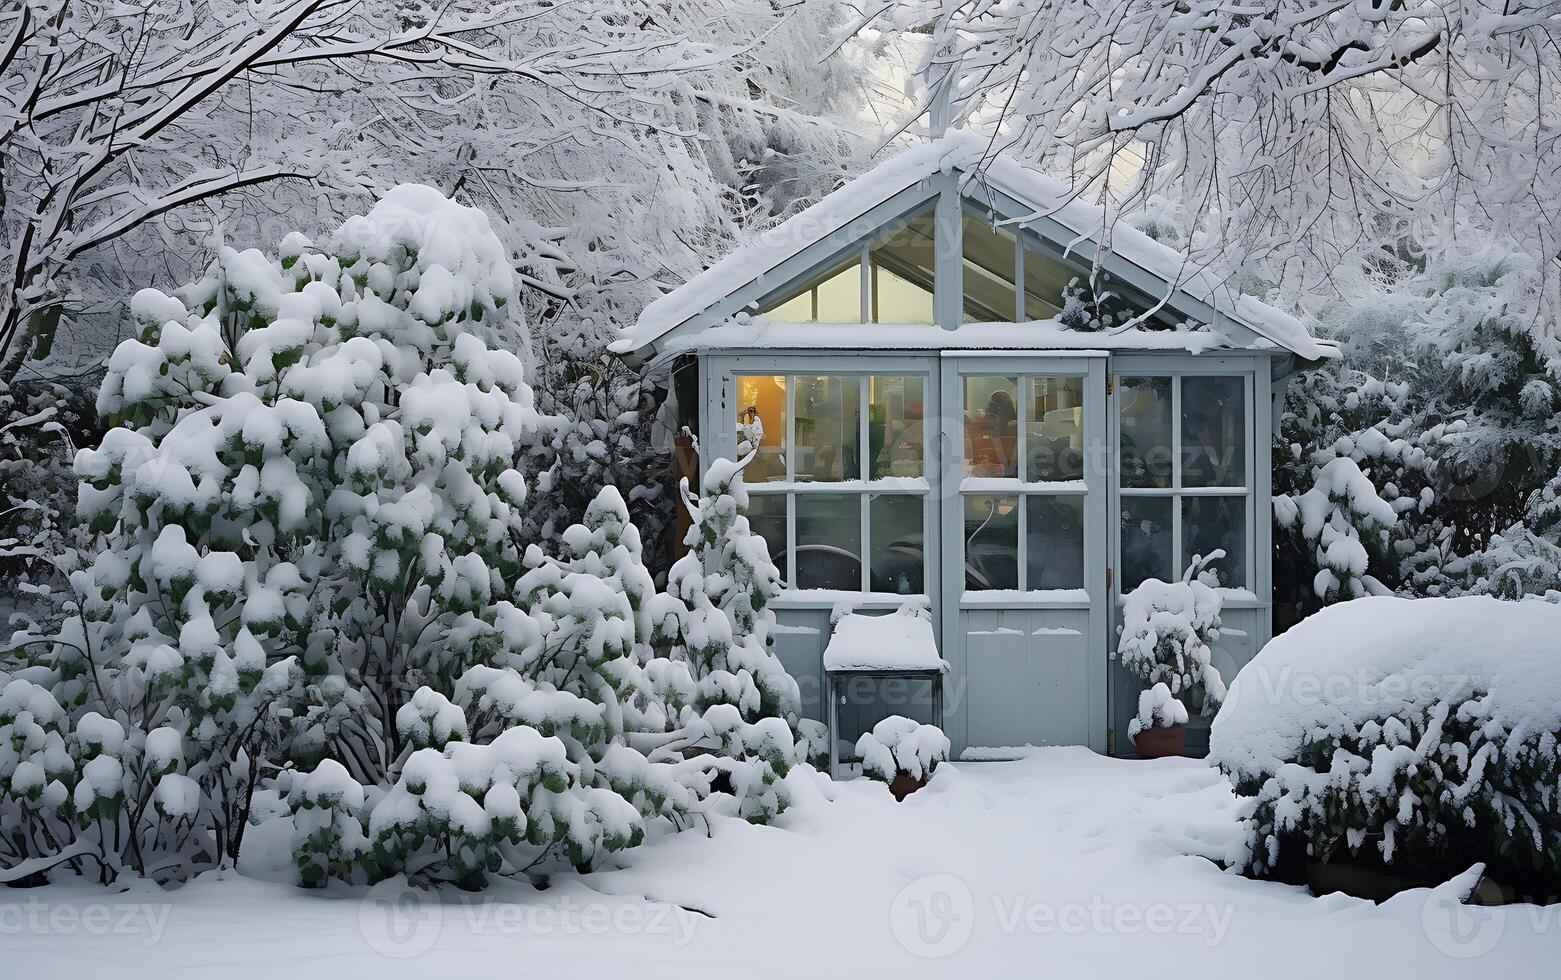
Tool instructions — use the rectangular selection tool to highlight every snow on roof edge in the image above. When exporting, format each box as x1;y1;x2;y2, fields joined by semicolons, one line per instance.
616;132;1329;362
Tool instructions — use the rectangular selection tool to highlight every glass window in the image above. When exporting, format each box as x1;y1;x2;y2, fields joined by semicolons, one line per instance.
1116;374;1251;590
964;494;1019;590
1181;375;1246;487
745;493;789;584
739;372;930;596
870;495;924;595
872;265;933;325
759;255;861;323
737;375;787;483
1027;495;1085;589
961;214;1018;322
1022;241;1070;320
1025;376;1084;481
868;376;924;479
1120;496;1173;591
963;376;1019;478
870;209;936;324
795;493;861;590
814;262;862;323
1119;376;1173;488
793;375;860;482
1183;496;1247;589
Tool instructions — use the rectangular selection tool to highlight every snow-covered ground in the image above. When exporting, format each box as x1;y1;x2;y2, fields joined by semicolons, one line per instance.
7;750;1553;978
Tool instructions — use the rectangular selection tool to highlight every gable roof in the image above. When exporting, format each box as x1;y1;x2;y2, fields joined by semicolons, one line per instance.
613;132;1335;363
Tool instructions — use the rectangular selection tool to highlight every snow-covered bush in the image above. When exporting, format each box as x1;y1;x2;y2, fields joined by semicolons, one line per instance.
856;716;949;793
1130;683;1189;739
3;183;554;883
1117;554;1228;736
1274;244;1561;624
287;759;368;888
668;452;801;726
1212;596;1561;887
1273;457;1398;604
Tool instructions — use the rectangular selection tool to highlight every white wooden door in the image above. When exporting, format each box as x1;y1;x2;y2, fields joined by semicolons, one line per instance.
938;353;1109;753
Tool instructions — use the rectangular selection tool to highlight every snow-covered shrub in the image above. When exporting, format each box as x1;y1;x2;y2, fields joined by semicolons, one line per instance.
0;678;209;885
1130;683;1189;739
3;184;553;884
1273;457;1398;604
1117;554;1228;736
288;759;368;888
1212;596;1561;887
856;716;949;793
661;448;802;820
795;719;831;771
1274;243;1561;624
367;723;591;888
525;344;673;581
668;452;801;726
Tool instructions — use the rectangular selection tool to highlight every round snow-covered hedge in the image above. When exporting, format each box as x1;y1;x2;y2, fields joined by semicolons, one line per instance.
1210;596;1561;884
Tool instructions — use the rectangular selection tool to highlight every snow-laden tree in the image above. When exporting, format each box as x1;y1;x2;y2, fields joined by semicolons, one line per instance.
852;1;1561;323
0;183;555;884
669;454;801;728
1117;554;1229;736
1;0;869;378
1274;240;1561;623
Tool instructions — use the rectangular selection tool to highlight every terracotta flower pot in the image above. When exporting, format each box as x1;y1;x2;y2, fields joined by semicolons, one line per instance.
1133;724;1187;759
887;771;928;801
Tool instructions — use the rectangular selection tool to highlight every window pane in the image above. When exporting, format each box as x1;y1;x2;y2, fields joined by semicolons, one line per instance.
1183;496;1247;589
964;376;1019;478
1119;376;1173;488
1181;375;1246;487
1027;495;1085;589
759;255;859;323
737;375;787;482
763;290;812;323
870;494;924;595
961;214;1017;322
868;376;925;479
964;495;1018;590
870;209;936;324
745;493;789;585
793;375;860;482
814;262;862;323
1120;496;1173;591
1022;241;1072;320
872;265;934;324
795;493;861;590
1025;376;1084;481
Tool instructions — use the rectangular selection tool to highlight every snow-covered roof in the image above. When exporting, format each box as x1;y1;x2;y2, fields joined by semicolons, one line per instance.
824;612;946;673
615;132;1335;363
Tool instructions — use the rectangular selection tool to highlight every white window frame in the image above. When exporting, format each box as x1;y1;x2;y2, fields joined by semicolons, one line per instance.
958;371;1092;594
733;368;934;598
1115;371;1255;592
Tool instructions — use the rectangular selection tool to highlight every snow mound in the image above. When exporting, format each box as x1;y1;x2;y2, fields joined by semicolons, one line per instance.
1211;596;1561;782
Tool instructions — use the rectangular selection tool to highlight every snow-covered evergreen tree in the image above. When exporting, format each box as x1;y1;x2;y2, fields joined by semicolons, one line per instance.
668;454;801;726
1274;242;1561;622
4;184;551;882
1117;554;1228;736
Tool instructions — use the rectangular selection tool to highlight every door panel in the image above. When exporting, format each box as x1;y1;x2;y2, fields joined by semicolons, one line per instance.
940;354;1108;753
